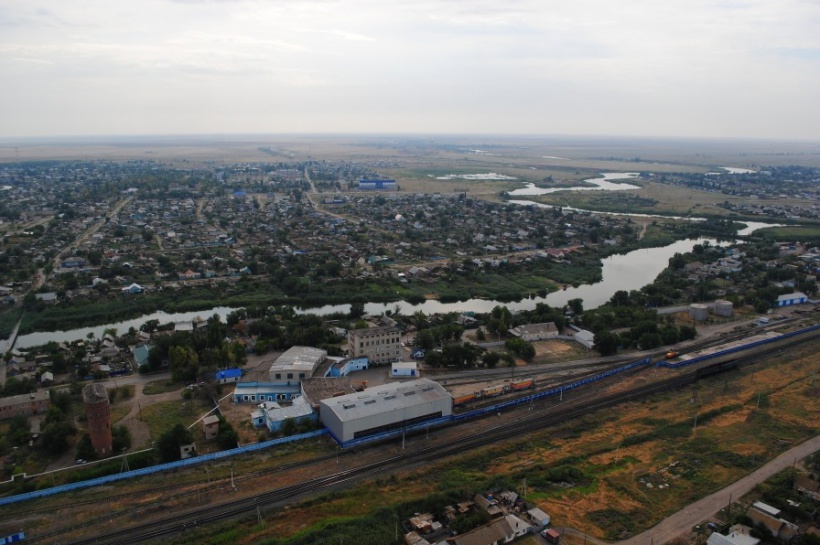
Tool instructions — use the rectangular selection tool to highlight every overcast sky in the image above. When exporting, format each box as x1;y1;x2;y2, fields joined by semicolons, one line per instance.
1;0;819;140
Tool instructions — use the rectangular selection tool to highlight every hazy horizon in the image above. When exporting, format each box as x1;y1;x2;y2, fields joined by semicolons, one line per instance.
2;1;820;140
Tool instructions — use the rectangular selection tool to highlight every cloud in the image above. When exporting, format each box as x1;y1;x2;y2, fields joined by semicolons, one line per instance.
0;0;818;138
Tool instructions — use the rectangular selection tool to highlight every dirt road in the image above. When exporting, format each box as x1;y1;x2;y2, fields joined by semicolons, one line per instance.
617;434;820;545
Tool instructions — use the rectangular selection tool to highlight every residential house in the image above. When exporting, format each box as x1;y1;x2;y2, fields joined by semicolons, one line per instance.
706;525;760;545
746;502;798;542
450;514;530;545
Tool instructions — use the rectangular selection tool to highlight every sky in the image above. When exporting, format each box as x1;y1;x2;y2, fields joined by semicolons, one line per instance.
1;0;819;140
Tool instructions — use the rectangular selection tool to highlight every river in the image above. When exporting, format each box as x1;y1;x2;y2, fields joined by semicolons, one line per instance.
13;219;775;349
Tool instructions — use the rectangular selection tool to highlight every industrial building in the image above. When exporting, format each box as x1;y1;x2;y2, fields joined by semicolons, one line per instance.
233;346;327;403
348;326;401;365
251;396;317;433
269;346;327;382
319;378;452;443
776;292;807;307
689;303;710;322
357;178;397;190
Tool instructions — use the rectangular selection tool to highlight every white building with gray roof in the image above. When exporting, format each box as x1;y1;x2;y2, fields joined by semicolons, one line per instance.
319;378;452;443
269;346;327;384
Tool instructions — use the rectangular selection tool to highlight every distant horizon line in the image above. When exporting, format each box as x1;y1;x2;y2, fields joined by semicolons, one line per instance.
0;132;818;145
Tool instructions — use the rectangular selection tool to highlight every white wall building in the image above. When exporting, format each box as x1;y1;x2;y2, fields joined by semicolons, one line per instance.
319;378;451;443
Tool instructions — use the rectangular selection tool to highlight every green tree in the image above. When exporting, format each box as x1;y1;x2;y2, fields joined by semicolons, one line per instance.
169;345;199;382
568;298;584;315
7;415;31;446
217;419;239;449
482;351;501;369
156;424;194;463
76;434;96;460
40;421;76;455
593;331;619;356
112;425;132;453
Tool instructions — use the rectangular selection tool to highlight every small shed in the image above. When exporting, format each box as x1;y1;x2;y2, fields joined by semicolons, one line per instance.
180;443;196;460
216;368;242;384
527;507;551;528
391;361;418;378
202;415;220;440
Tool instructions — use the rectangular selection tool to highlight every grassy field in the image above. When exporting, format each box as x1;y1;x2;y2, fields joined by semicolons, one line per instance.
755;225;820;243
5;135;820;168
141;398;212;441
143;379;183;396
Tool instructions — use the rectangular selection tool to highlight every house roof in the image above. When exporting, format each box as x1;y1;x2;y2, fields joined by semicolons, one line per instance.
452;517;513;545
216;368;243;380
776;292;807;302
511;322;558;337
261;395;314;423
707;531;760;545
0;390;51;409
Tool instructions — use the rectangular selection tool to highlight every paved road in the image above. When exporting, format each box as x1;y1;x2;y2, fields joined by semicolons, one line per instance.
614;434;820;545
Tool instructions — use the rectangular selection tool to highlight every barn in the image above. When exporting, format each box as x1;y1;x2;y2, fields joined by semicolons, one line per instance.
319;378;452;444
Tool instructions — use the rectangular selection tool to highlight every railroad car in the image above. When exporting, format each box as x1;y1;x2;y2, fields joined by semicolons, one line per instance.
482;384;506;398
453;393;477;407
510;379;535;391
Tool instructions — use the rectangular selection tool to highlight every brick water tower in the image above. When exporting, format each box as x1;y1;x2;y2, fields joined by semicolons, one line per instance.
82;383;112;458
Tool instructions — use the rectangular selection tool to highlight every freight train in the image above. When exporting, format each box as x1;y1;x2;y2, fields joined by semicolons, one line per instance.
451;324;820;410
453;379;535;407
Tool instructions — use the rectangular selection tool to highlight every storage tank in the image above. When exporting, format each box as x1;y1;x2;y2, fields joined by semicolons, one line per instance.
82;383;112;458
714;300;734;317
688;303;710;322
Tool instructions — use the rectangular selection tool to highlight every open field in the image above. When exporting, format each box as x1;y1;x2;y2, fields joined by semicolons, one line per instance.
523;179;771;217
3;135;820;168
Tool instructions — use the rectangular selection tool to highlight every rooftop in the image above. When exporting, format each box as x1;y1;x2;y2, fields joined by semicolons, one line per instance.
82;383;109;404
319;378;450;423
301;377;356;408
0;390;51;409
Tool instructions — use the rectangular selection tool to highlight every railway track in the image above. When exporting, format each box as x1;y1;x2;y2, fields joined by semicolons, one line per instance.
63;374;691;545
37;330;820;544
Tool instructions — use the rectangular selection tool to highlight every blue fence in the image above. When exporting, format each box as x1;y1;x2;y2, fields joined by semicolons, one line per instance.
657;324;820;369
0;429;327;508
